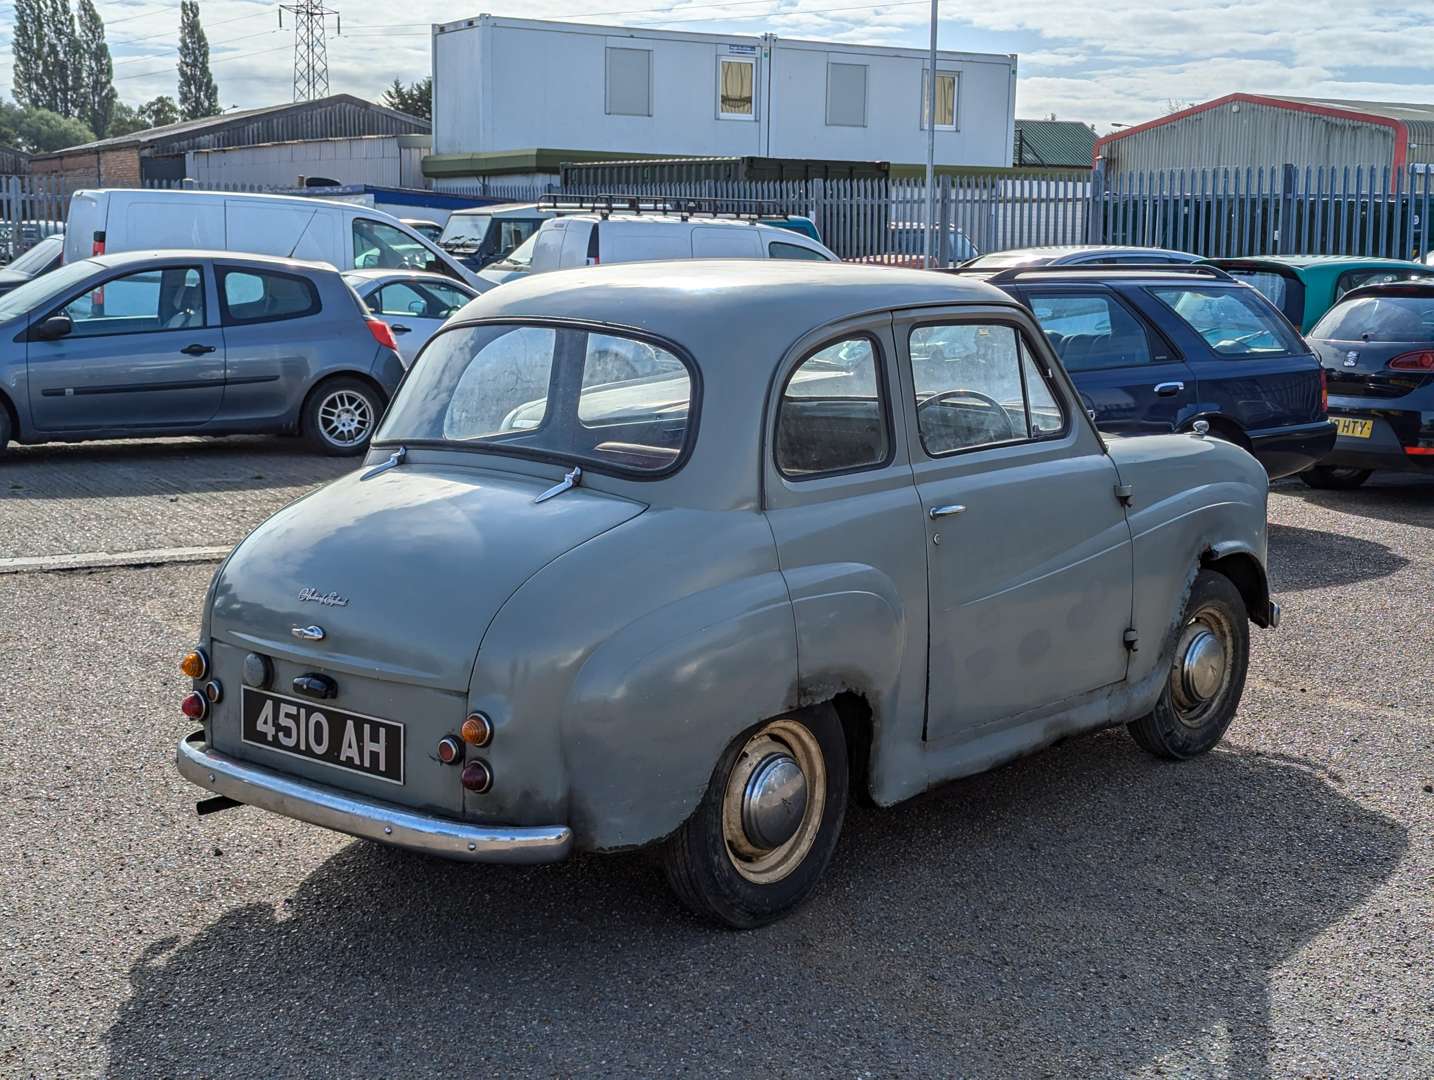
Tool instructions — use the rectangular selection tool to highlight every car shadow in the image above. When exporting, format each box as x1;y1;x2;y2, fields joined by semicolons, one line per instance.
1266;522;1408;592
1273;472;1434;532
105;732;1405;1077
0;436;352;499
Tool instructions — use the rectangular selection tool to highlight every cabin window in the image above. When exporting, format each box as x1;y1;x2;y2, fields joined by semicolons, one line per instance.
718;56;755;120
826;62;868;127
922;71;957;131
606;47;653;117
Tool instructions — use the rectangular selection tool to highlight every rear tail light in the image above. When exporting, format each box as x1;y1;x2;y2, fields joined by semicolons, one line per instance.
436;736;462;765
1388;350;1434;371
461;760;492;793
366;317;399;351
181;691;207;720
91;231;105;256
1319;367;1328;413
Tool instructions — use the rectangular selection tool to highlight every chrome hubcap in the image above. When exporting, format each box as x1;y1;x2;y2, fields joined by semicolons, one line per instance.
1180;629;1226;702
721;720;825;885
1169;605;1234;727
318;390;373;446
741;753;808;850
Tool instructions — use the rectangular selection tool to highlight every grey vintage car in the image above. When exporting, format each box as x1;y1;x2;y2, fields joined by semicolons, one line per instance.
176;261;1280;928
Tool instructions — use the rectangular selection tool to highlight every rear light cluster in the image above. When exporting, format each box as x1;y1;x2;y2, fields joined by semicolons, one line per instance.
180;648;211;719
1319;367;1328;413
438;712;496;793
1388;350;1434;371
366;317;399;351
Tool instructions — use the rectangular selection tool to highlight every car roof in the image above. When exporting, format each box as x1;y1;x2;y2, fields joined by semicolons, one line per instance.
457;260;1015;342
450;202;543;216
979;244;1195;259
965;265;1239;287
1208;254;1427;270
87;249;336;273
340;267;475;286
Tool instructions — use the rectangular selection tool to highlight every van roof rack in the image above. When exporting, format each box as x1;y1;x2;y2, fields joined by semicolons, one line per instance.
536;193;791;221
939;263;1234;284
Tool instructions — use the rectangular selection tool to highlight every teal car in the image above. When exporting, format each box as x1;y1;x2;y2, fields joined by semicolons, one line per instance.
1205;256;1434;333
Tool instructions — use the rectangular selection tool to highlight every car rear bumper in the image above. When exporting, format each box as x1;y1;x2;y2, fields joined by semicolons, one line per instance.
1321;404;1434;473
1248;419;1338;479
176;731;573;864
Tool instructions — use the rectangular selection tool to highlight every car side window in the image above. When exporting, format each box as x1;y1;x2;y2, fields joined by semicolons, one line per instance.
910;322;1067;456
352;218;431;271
425;283;474;315
219;268;320;325
374;282;429;317
775;336;890;478
58;266;204;337
1149;286;1302;356
1027;293;1155;371
769;241;831;261
498;220;540;255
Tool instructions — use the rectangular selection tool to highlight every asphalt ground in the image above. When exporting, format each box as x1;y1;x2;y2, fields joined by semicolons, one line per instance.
0;437;1430;1078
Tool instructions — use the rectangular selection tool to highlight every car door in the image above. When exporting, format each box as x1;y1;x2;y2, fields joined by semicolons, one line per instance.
25;262;224;433
895;306;1134;741
367;279;471;366
1019;285;1198;435
213;265;326;424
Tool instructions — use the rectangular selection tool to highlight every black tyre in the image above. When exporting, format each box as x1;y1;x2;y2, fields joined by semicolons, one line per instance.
303;377;383;457
1128;570;1250;760
1300;465;1372;490
0;406;11;455
663;706;848;929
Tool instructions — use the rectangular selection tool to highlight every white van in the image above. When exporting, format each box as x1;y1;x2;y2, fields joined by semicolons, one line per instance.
478;214;837;287
64;189;483;289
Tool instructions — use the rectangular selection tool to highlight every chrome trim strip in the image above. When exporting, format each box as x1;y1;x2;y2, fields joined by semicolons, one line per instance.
176;732;572;865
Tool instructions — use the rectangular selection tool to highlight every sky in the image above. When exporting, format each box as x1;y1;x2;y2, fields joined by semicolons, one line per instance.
2;0;1433;133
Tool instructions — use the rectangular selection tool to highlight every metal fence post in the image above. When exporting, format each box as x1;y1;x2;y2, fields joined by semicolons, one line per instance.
937;173;952;266
1278;163;1296;255
1087;163;1106;244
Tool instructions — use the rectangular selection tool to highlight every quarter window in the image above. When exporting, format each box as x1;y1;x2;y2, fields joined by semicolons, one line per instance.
219;269;320;325
776;336;890;478
1150;286;1302;356
719;56;755;119
606;47;652;117
769;240;831;261
58;266;204;337
922;71;957;130
826;62;868;127
372;281;471;319
910;323;1067;455
1027;293;1156;371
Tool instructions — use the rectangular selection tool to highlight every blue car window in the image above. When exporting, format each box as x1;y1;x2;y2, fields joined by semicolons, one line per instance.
1028;294;1154;371
60;266;204;337
1150;286;1302;357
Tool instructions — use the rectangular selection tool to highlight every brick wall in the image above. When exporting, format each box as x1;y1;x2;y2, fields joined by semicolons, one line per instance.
97;148;141;186
28;146;140;186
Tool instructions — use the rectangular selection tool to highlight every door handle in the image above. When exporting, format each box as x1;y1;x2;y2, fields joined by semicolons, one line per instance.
180;343;216;356
1153;381;1185;396
390;324;412;334
929;504;966;520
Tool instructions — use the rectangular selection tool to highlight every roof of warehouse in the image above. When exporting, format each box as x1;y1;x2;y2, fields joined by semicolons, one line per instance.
1013;119;1097;168
1265;96;1434;123
43;94;428;155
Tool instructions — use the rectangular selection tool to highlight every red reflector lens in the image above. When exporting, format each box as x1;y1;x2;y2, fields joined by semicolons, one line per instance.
1388;350;1434;371
461;760;492;793
366;317;399;351
1406;446;1434;455
181;691;207;720
436;736;462;765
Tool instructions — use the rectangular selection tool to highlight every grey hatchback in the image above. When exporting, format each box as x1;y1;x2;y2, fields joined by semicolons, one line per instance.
0;250;406;456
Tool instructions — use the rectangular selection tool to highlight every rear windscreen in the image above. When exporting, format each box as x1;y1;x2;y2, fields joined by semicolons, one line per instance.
1225;269;1288;311
1311;295;1434;342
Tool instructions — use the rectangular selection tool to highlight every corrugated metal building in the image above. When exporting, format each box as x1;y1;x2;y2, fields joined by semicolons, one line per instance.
186;134;431;190
1013;119;1095;169
0;146;30;174
1095;94;1434;176
30;95;429;184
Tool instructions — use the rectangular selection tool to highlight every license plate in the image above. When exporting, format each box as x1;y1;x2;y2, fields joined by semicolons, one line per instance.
1334;417;1373;439
241;687;404;785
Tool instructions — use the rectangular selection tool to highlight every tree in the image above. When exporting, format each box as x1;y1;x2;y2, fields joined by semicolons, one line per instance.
11;0;46;111
137;95;181;129
381;77;431;121
14;107;93;151
107;100;145;136
41;0;79;117
177;1;219;120
12;0;78;116
74;0;116;137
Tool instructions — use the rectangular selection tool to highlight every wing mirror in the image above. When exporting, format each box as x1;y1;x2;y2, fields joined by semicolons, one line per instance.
32;313;72;341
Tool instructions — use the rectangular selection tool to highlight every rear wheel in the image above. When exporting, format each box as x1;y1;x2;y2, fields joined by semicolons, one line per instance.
1300;465;1371;490
1128;570;1249;760
303;377;382;456
663;706;848;929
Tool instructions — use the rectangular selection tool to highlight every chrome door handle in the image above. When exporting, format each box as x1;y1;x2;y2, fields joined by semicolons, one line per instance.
1153;381;1185;396
291;625;326;641
929;504;966;520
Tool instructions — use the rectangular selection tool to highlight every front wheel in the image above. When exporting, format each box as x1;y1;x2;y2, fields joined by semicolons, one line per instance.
303;377;383;457
1300;465;1371;490
663;707;848;929
1128;570;1250;760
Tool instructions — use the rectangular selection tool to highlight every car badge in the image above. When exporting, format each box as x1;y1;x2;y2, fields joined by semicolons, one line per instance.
1344;351;1359;367
298;587;349;607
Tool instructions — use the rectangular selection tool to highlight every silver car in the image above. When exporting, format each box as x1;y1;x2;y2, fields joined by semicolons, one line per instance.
342;269;478;368
0;250;405;456
175;261;1278;927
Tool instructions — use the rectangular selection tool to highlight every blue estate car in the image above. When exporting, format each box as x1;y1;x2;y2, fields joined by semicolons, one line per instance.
966;264;1337;478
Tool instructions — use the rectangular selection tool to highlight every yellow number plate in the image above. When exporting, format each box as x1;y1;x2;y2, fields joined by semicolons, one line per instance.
1334;417;1373;439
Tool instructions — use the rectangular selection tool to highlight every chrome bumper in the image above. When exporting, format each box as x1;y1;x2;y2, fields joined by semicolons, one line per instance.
176;732;572;865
